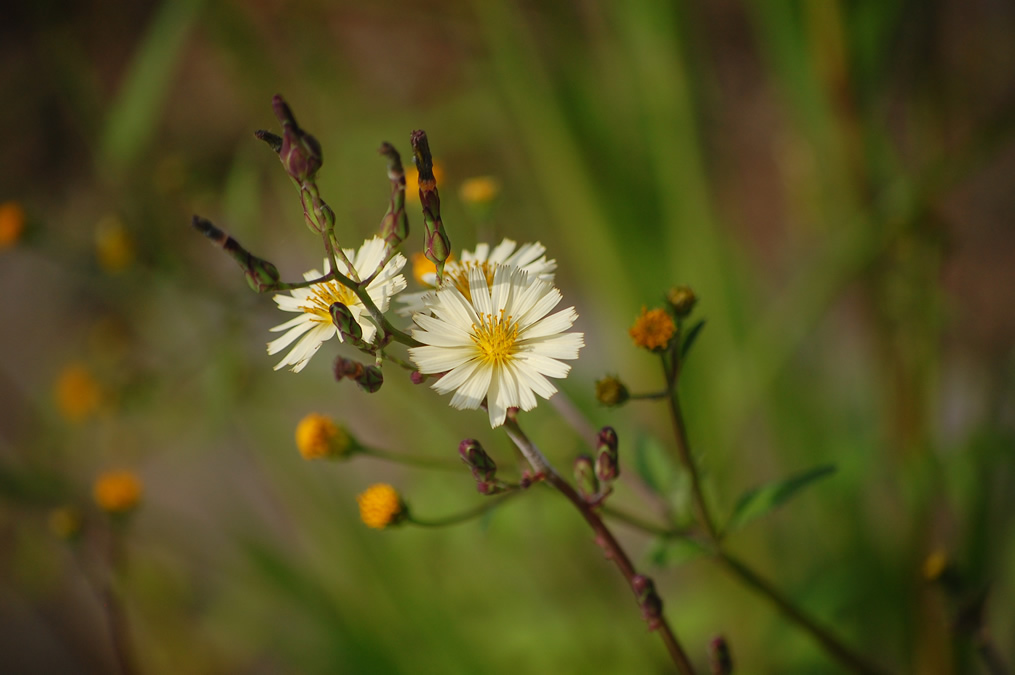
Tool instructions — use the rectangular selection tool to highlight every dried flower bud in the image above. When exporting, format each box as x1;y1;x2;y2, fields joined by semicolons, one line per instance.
459;439;497;482
272;95;322;182
666;285;697;317
595;375;629;407
573;454;599;501
334;356;365;381
708;635;733;675
595;426;620;482
254;129;283;154
355;365;384;393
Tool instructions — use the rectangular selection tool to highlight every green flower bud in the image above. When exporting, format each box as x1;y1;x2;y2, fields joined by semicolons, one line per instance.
329;303;364;344
666;285;697;318
459;439;497;482
595;426;620;482
595;375;629;407
573;454;599;501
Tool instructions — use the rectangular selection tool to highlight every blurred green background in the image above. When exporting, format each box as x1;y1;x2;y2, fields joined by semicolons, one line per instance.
2;0;1014;672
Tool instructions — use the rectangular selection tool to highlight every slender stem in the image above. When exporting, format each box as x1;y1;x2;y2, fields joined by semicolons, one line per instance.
662;364;719;541
504;417;697;674
103;531;139;675
717;552;888;675
359;447;463;471
601;505;690;539
408;492;521;527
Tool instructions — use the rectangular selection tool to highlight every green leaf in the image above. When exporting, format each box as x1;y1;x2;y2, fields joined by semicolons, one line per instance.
725;464;836;533
680;319;706;359
633;435;678;496
647;536;708;568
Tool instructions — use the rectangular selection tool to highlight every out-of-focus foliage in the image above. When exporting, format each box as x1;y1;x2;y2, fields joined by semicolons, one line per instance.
1;1;1014;673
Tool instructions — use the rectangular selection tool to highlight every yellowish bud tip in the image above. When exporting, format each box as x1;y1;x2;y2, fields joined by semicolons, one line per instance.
458;176;501;205
357;483;404;529
0;201;26;249
595;375;629;407
405;161;445;202
48;507;83;540
629;306;676;351
295;413;350;460
95;215;135;273
54;363;104;423
93;470;143;514
666;285;697;317
922;550;948;582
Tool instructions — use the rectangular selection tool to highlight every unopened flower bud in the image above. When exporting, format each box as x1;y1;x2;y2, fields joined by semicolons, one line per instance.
354;365;384;393
333;355;365;381
357;483;406;529
410;371;427;385
631;574;663;630
595;426;620;482
245;256;281;293
330;303;364;344
272;95;323;182
459;439;497;482
573;454;599;501
295;412;352;460
666;285;697;317
595;375;629;407
708;635;733;675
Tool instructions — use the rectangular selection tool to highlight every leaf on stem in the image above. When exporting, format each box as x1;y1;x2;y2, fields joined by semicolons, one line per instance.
680;319;706;360
724;464;837;534
647;536;708;568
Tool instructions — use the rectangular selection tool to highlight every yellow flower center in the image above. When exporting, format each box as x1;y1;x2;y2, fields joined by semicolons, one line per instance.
357;483;403;529
629;306;676;350
301;279;357;323
449;261;497;303
471;310;519;366
295;413;349;460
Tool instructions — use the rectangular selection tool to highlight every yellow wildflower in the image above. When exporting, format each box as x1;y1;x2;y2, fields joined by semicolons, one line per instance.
629;306;676;351
48;507;83;540
458;176;501;205
357;483;404;529
922;550;948;582
95;215;134;273
93;470;143;514
0;201;26;249
295;413;350;460
55;363;103;422
595;375;629;407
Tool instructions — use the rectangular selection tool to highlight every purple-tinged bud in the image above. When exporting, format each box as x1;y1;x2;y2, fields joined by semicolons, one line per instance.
410;371;427;385
272;95;322;182
475;480;505;495
330;303;364;344
708;635;733;675
595;375;629;407
666;285;697;318
632;574;663;631
333;355;365;381
459;439;497;482
573;454;599;501
244;256;281;293
595;427;620;482
191;215;280;294
354;365;384;393
254;130;283;154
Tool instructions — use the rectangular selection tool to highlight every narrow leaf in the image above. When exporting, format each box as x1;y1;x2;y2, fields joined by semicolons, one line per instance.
680;319;706;359
647;536;708;568
725;464;836;533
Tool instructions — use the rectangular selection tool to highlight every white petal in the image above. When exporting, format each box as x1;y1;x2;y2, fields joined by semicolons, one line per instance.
515;352;572;378
485;369;509;427
521;306;577;340
528;332;584;360
469;267;493;317
448;362;492;410
488;238;517;263
267;318;316;355
409;345;476;374
268;314;310;333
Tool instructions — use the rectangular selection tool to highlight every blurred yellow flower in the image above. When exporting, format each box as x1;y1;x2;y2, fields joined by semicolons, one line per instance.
95;215;134;273
595;375;629;407
458;176;500;205
295;412;350;460
410;250;457;286
405;161;445;202
629;307;676;351
93;470;143;514
48;507;83;540
0;201;26;249
922;550;948;582
54;363;103;422
357;483;404;529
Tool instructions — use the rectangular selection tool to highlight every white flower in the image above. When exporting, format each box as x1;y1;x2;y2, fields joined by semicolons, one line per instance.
400;238;556;315
267;237;406;372
408;264;583;427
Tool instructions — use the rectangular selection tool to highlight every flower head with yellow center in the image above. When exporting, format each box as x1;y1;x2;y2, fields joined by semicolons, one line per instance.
93;470;143;514
629;306;676;351
295;412;351;460
267;237;406;372
408;265;584;428
400;238;556;316
357;483;404;529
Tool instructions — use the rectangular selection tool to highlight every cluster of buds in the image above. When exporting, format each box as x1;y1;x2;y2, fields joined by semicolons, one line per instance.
459;439;506;495
333;356;384;393
573;427;621;504
631;574;664;631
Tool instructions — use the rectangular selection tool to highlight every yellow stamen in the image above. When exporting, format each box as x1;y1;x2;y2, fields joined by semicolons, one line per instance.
301;280;357;323
449;261;497;303
471;310;519;366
